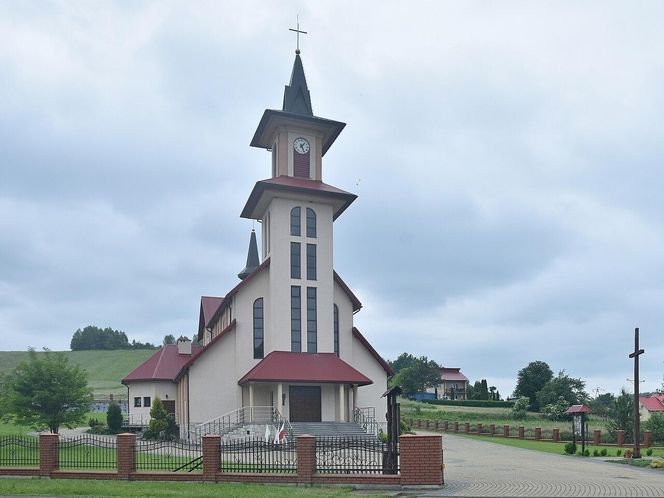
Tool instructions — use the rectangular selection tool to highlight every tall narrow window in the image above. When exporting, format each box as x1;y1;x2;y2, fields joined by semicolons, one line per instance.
271;142;277;177
307;287;317;353
333;304;339;356
306;244;316;281
306;208;316;238
290;242;301;279
291;286;301;352
253;298;264;359
290;207;301;236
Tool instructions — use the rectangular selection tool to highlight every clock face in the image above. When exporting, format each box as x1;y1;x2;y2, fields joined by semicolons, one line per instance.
293;137;310;154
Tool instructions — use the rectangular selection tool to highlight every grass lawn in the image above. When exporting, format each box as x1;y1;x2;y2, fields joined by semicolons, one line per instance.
0;478;362;497
453;433;664;458
0;411;102;436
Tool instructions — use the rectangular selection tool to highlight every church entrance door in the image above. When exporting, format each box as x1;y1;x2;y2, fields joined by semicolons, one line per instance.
289;386;321;422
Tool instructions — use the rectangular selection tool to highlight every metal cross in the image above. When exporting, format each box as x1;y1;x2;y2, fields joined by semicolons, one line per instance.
289;15;307;54
628;327;645;459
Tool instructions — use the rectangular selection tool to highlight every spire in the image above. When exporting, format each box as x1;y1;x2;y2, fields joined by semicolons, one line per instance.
238;229;260;280
282;53;313;116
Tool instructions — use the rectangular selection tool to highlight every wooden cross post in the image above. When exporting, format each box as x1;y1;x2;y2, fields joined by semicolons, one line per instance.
628;327;645;459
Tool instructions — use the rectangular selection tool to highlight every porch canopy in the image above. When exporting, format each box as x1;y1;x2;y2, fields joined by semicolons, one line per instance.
238;351;372;386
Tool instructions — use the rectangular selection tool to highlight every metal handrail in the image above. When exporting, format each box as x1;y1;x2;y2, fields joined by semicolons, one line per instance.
187;406;292;442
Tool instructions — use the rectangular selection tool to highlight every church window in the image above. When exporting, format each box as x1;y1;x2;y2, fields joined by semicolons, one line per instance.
306;208;316;238
253;298;264;359
143;396;151;408
307;287;317;353
134;397;141;408
291;286;301;352
265;212;271;255
271;142;277;177
290;242;301;279
333;304;339;356
306;244;316;280
290;207;301;236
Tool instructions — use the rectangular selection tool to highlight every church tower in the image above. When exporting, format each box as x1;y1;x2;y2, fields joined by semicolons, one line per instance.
241;50;357;356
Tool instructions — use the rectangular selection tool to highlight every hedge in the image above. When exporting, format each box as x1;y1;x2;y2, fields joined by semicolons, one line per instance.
421;399;515;408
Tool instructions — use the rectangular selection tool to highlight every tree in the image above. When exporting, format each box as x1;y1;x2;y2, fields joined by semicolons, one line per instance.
607;389;633;442
588;393;615;419
0;349;92;433
163;334;176;345
106;403;123;433
513;361;553;411
389;356;441;396
536;371;588;409
70;325;130;350
469;380;483;400
512;396;529;420
143;397;177;440
644;413;664;442
489;386;497;400
388;353;418;375
541;396;571;421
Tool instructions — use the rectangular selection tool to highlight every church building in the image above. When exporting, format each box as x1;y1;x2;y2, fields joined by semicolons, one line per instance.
123;48;393;434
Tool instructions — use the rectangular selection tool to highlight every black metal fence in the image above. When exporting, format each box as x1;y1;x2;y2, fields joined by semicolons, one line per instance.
59;435;116;470
136;439;202;472
0;436;39;467
315;437;398;474
219;438;297;473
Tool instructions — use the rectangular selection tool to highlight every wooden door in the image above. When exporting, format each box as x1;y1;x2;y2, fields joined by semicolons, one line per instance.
162;400;176;416
289;386;321;422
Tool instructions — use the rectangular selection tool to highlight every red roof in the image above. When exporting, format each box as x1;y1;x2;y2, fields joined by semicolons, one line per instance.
197;296;224;339
122;344;202;384
640;396;664;412
352;327;394;376
440;367;468;382
241;176;357;221
238;351;373;386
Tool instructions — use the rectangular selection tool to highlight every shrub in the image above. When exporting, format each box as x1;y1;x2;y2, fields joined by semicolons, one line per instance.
644;412;664;442
512;397;529;421
600;448;608;456
106;403;123;434
647;448;653;456
541;396;571;421
400;419;412;435
143;397;178;440
593;449;600;456
582;449;590;457
564;442;577;454
650;459;664;469
88;417;103;428
616;449;622;456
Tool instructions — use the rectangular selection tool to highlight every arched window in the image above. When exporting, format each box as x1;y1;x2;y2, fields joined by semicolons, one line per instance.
253;298;264;359
333;304;339;356
290;207;301;236
306;208;316;238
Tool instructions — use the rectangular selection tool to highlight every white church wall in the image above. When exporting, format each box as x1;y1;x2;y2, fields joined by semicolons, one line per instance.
351;336;389;424
333;281;355;361
126;380;176;425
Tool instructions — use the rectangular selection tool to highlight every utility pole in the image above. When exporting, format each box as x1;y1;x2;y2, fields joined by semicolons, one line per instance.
628;327;645;459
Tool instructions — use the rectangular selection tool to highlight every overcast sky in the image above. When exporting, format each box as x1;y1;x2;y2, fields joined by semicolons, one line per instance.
1;1;663;398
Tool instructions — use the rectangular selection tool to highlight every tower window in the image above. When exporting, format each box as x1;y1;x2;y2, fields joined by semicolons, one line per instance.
306;244;316;281
290;242;301;279
307;287;317;353
291;286;301;352
306;208;316;238
253;298;264;359
271;142;277;177
334;304;339;356
290;207;301;236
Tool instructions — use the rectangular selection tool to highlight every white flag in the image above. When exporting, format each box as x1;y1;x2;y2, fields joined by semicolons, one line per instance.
264;424;270;443
273;424;280;444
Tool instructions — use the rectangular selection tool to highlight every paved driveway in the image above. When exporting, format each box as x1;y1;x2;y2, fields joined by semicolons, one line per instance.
423;433;664;497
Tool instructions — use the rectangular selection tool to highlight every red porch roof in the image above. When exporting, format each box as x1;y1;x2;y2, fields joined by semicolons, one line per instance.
238;351;373;386
640;396;664;412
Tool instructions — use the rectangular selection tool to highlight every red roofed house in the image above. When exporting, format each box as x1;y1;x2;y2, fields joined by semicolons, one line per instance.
639;394;664;421
123;51;392;435
429;367;470;400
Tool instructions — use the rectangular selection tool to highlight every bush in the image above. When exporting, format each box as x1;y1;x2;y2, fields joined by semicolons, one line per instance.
616;449;622;456
644;412;664;442
582;449;590;457
511;397;529;421
646;448;653;456
106;403;123;434
541;396;571;421
143;397;178;440
600;448;608;456
650;459;664;469
564;442;577;454
88;417;103;428
422;399;514;408
400;419;412;435
593;449;600;456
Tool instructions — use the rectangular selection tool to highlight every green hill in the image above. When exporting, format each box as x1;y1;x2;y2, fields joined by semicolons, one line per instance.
0;349;156;397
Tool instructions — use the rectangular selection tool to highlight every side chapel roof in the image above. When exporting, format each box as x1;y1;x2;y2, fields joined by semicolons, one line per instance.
122;344;203;384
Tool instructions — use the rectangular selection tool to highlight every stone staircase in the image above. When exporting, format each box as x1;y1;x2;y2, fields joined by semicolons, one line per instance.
290;421;377;439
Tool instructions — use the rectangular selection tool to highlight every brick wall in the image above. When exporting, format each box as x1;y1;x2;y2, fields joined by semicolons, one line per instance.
399;434;443;486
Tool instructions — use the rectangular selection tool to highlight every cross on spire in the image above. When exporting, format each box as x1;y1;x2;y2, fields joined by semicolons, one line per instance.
289;15;307;54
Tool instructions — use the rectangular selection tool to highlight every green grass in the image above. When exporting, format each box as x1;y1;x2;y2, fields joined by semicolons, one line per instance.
0;479;361;497
454;433;664;458
0;350;155;397
401;398;608;432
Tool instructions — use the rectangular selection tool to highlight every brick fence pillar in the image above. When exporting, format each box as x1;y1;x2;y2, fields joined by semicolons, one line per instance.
593;430;601;446
400;434;443;486
477;423;483;434
464;422;470;433
616;430;625;447
503;425;509;438
644;431;652;448
202;435;221;480
518;426;525;439
116;433;136;479
535;427;541;440
489;424;495;436
552;428;559;442
434;420;440;431
453;422;459;433
296;435;315;485
39;433;59;476
443;420;448;432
